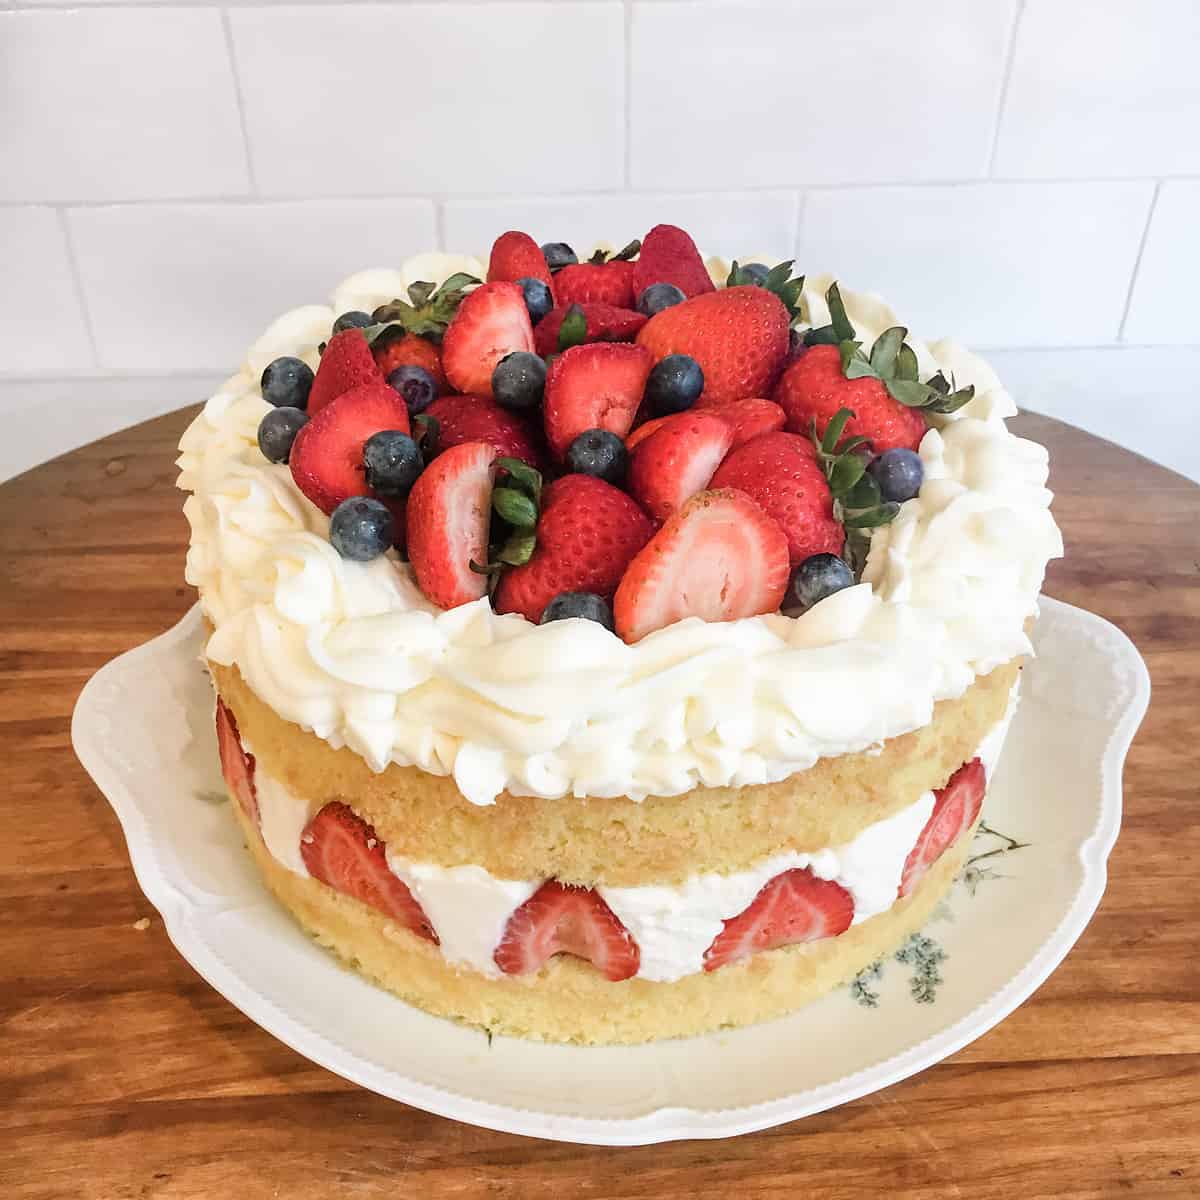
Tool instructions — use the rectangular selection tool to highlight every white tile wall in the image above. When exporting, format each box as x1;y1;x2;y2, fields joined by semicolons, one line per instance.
1124;182;1200;346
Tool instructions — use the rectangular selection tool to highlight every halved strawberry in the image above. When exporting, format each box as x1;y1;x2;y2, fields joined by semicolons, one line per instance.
543;342;653;460
486;230;555;296
424;393;542;468
532;303;647;358
372;331;446;392
405;440;497;610
628;411;733;524
625;414;673;453
301;802;438;942
703;868;854;972
695;397;787;448
308;328;383;415
613;488;790;643
215;697;258;827
632;224;715;300
441;281;535;399
289;383;411;516
493;880;640;981
494;474;654;623
899;758;986;898
710;431;843;566
555;259;637;309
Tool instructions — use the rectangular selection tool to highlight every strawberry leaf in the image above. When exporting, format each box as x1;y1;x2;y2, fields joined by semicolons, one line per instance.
819;408;855;456
803;325;842;347
495;456;542;507
613;239;641;262
925;385;976;414
841;346;877;379
844;472;881;511
557;305;588;352
895;343;920;382
494;531;537;567
844;503;900;529
407;280;436;308
492;486;537;529
869;327;906;376
829;453;866;495
826;282;856;343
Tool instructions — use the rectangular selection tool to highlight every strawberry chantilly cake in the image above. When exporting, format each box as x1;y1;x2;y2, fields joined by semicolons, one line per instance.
177;224;1063;1044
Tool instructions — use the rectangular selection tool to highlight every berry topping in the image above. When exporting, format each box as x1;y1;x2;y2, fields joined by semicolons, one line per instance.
260;356;314;410
565;429;628;486
330;496;394;562
540;241;578;271
301;801;438;942
899;758;986;898
491;350;547;411
532;302;647;358
645;353;705;416
363;430;422;496
632;223;716;300
867;447;924;503
710;431;843;566
386;364;439;416
628;411;733;524
493;880;640;981
697;396;787;448
307;328;383;415
441;281;535;399
540;590;614;630
517;276;554;325
332;310;374;333
613;488;790;643
215;698;258;827
373;332;446;394
425;393;542;467
543;342;654;460
635;281;687;317
494;474;654;624
405;440;498;610
702;868;854;972
487;230;555;296
257;406;308;464
554;241;640;309
624;414;674;453
786;552;854;614
637;285;790;407
289;383;410;515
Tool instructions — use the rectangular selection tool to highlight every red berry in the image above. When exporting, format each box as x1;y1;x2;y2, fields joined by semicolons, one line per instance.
487;230;555;297
632;224;716;301
372;333;445;392
533;303;647;358
442;281;535;399
555;259;637;308
543;342;654;460
425;393;542;468
899;758;986;898
215;698;258;827
628;411;733;524
308;329;383;415
695;396;787;448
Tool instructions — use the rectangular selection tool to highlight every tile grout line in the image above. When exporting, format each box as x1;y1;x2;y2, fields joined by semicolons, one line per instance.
791;189;807;260
434;197;447;252
220;7;259;196
55;208;102;370
1116;180;1161;342
985;0;1026;176
622;0;634;189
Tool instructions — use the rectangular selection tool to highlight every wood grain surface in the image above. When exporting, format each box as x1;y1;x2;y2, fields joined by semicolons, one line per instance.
1;408;1197;1199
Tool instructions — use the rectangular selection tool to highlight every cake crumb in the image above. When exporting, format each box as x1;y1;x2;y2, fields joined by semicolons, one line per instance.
105;459;127;477
133;918;151;931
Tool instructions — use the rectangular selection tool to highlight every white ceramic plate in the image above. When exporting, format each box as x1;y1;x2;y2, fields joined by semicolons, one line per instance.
73;598;1148;1145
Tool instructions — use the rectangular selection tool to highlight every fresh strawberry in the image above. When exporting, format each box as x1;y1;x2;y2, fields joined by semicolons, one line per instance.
613;488;790;643
441;281;535;399
372;332;446;392
215;698;258;827
702;868;854;972
637;286;790;407
555;259;637;309
899;758;986;898
632;224;715;300
425;393;542;468
543;343;654;460
628;411;733;524
710;431;843;566
308;329;383;415
774;344;927;454
300;802;438;942
494;475;654;623
625;414;673;453
533;303;647;358
695;397;787;448
290;383;411;516
405;441;497;610
493;880;640;981
487;230;555;296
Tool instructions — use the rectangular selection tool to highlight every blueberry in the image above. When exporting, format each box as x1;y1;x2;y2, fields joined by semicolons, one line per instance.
260;356;314;410
516;276;554;324
363;430;423;496
330;496;394;561
332;310;373;334
867;448;924;503
787;553;854;614
540;242;578;271
386;365;438;416
740;262;771;286
636;283;687;317
645;353;704;415
257;406;308;464
540;591;614;631
566;429;628;485
492;351;547;411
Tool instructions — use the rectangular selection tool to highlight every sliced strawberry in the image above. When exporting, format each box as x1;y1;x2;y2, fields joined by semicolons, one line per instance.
289;383;411;516
696;397;787;449
493;880;640;981
899;758;986;898
533;303;647;358
632;224;716;300
301;802;438;942
405;440;498;610
215;697;258;827
555;259;637;309
372;332;446;392
441;281;535;399
613;488;790;643
710;431;843;566
494;474;654;623
703;868;854;972
308;328;383;415
543;342;653;460
425;393;542;468
628;411;734;524
486;230;555;296
625;414;673;453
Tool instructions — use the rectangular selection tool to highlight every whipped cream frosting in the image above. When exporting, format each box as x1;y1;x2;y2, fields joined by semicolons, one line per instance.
178;256;1061;805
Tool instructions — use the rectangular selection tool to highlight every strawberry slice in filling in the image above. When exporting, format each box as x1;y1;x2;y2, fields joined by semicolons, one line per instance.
899;758;986;898
215;697;258;828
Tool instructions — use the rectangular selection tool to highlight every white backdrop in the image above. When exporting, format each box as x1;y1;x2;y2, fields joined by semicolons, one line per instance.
2;0;1198;482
